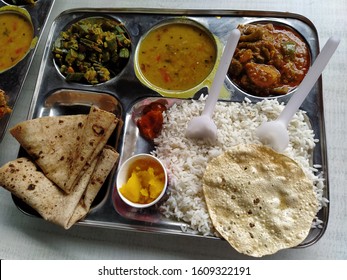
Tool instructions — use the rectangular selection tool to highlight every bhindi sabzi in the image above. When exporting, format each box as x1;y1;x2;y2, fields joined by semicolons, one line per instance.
52;17;131;85
228;23;310;97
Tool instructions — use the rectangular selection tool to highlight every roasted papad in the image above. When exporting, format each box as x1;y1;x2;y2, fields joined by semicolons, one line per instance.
202;144;318;257
0;146;118;229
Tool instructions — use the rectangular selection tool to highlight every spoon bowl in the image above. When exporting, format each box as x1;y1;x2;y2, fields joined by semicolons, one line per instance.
255;120;289;152
256;36;340;152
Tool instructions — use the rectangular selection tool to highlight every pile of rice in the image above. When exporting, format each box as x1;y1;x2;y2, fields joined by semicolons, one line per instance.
152;97;327;236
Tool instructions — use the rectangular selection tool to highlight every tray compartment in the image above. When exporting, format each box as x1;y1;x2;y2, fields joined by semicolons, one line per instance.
13;89;124;216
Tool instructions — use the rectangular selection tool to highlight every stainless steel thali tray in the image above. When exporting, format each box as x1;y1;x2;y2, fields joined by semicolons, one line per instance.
0;0;55;142
12;8;329;248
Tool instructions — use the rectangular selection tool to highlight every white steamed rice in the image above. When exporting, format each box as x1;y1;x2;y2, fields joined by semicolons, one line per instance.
152;97;327;236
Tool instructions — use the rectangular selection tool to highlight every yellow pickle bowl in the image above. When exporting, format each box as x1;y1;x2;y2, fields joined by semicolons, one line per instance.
116;153;168;208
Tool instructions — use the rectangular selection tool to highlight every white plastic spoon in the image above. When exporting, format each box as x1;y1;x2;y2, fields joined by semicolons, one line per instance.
256;36;340;152
185;28;241;143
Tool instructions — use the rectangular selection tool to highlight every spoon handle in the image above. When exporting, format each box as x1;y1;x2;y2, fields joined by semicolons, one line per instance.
203;28;240;117
278;36;340;126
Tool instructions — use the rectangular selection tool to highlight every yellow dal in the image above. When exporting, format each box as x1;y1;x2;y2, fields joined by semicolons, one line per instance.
137;23;217;91
0;13;33;72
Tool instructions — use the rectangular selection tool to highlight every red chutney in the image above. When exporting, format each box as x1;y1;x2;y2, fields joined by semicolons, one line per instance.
137;102;167;141
228;23;310;97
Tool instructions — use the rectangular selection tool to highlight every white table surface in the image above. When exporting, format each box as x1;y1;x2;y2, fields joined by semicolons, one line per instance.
0;0;346;260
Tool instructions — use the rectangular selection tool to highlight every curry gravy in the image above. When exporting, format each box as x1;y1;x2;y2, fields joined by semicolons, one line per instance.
0;12;34;72
137;23;217;91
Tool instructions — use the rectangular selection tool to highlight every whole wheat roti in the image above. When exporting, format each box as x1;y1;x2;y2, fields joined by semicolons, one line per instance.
10;114;86;191
63;106;119;193
10;105;118;194
67;145;119;228
0;146;118;229
203;144;318;257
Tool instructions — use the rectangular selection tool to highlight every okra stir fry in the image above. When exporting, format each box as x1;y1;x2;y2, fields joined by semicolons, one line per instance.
53;17;131;84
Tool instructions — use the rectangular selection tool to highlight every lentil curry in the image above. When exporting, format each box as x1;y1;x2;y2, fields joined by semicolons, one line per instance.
228;23;310;97
0;12;34;72
137;23;217;91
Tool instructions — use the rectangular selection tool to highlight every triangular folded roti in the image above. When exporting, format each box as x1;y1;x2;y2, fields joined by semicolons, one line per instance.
10;105;119;194
0;146;119;229
67;146;119;228
10;114;86;192
64;106;119;193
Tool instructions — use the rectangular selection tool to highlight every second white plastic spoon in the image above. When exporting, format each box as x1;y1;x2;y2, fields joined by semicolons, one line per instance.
256;36;340;152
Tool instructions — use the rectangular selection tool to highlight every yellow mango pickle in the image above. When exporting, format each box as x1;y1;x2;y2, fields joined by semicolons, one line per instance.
120;158;165;204
120;171;141;202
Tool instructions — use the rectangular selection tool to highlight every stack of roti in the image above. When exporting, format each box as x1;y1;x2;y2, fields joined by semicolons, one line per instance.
0;105;120;229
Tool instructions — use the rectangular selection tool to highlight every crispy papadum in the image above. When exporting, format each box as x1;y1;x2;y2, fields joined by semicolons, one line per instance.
203;144;318;257
0;146;118;229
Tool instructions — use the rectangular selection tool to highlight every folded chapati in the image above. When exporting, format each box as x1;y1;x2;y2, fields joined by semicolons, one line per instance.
0;146;118;229
10;105;119;194
203;144;318;257
64;106;119;193
10;114;86;192
67;145;119;228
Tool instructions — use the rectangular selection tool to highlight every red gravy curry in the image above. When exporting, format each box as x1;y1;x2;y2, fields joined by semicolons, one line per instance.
228;23;310;97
